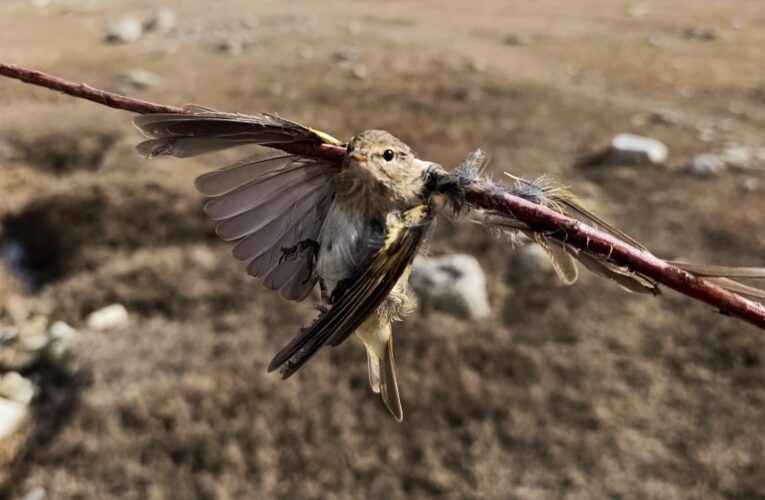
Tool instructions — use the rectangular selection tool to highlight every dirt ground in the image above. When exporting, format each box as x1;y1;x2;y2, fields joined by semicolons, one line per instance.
1;0;764;498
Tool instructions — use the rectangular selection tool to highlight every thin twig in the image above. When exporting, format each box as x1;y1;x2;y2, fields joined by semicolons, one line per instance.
1;62;764;330
466;186;765;329
0;63;185;115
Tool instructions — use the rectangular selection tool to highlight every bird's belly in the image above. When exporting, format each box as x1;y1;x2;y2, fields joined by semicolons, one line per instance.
316;203;364;296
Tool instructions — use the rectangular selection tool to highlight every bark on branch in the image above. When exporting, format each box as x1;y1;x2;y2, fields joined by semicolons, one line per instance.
2;62;764;330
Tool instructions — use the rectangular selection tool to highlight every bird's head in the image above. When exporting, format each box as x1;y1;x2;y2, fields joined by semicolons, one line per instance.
346;130;413;170
343;130;427;204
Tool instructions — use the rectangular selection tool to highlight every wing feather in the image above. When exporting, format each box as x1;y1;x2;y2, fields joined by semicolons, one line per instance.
232;185;329;263
196;154;337;301
134;106;341;158
205;162;333;222
195;153;294;197
534;235;579;285
212;167;331;238
137;107;343;302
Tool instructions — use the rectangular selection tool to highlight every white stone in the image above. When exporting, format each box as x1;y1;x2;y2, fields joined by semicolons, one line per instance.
86;304;128;331
689;154;725;177
0;372;36;404
49;321;78;342
0;325;17;343
511;244;552;275
720;146;755;170
105;17;143;43
20;486;46;500
610;133;668;164
18;316;49;351
410;254;491;320
0;397;28;444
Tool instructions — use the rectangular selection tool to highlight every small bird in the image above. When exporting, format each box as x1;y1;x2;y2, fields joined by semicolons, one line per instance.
134;106;439;420
134;105;765;420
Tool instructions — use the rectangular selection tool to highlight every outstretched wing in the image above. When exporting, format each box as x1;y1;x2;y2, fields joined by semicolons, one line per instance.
134;104;341;158
268;204;435;378
134;106;345;301
197;153;337;301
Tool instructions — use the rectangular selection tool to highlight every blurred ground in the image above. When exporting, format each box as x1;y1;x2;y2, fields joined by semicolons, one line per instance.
1;0;764;498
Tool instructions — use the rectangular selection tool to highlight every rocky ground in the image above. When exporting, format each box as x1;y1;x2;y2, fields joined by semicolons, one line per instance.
1;0;764;498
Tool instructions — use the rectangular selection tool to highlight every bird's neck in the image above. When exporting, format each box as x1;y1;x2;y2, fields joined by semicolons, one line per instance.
332;165;424;216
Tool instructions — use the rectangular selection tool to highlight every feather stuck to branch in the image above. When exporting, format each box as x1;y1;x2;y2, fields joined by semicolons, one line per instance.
1;62;764;330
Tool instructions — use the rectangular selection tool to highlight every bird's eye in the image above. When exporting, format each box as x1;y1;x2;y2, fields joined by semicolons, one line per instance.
383;149;395;161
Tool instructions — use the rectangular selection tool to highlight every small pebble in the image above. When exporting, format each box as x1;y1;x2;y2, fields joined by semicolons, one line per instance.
0;372;36;404
610;133;668;165
504;33;534;46
689;154;725;177
216;38;245;55
510;244;552;276
351;64;369;80
20;486;46;500
334;48;360;61
0;397;28;444
105;17;143;44
684;26;716;42
49;321;78;342
411;254;491;320
741;177;760;192
86;304;128;331
720;146;754;170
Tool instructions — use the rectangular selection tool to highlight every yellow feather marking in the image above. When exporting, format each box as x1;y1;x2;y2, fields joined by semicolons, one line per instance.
308;127;342;145
383;205;428;251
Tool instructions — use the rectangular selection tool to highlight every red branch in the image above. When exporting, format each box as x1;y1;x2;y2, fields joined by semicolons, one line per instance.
0;63;185;114
467;189;765;329
2;62;764;330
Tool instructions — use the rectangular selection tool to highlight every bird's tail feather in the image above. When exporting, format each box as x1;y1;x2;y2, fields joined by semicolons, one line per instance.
379;338;403;422
367;350;381;394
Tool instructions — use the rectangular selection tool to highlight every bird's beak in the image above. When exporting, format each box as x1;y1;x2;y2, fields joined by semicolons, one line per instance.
350;150;368;162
